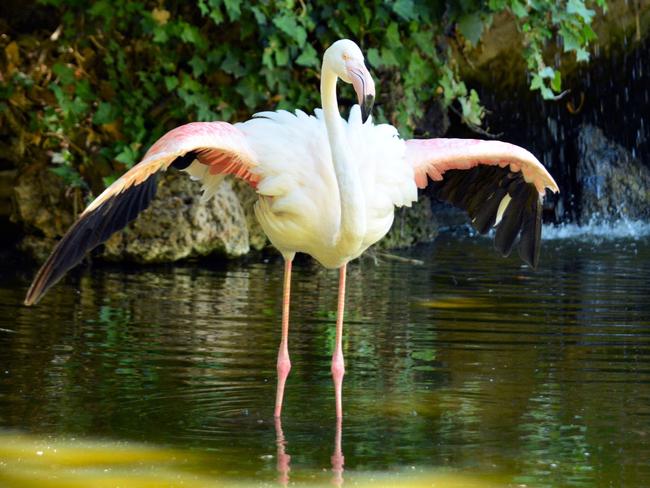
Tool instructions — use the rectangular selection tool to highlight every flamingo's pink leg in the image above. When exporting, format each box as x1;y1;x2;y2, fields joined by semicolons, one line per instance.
274;259;293;418
332;264;347;419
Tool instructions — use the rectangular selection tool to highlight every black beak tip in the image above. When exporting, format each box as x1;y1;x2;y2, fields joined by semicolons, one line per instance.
361;95;375;123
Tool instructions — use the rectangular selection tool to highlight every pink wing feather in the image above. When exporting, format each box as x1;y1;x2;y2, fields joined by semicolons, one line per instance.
25;122;259;305
407;138;559;194
406;138;559;268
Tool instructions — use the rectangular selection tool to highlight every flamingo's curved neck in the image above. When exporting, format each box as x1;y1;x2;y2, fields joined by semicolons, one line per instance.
321;64;366;254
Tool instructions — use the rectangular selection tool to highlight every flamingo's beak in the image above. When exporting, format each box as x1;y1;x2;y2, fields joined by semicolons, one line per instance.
346;59;375;123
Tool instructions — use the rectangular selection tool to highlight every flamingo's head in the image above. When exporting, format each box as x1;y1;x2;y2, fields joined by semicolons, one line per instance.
324;39;375;122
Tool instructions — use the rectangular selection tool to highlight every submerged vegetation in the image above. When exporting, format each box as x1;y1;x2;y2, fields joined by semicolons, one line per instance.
0;0;606;199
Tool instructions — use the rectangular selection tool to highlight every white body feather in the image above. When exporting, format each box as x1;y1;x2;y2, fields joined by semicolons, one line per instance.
225;105;418;268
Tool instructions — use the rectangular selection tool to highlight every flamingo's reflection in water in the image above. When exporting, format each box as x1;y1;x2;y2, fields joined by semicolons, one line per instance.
274;417;345;487
274;417;291;486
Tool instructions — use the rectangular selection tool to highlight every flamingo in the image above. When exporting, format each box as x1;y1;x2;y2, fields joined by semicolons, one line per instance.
24;39;559;419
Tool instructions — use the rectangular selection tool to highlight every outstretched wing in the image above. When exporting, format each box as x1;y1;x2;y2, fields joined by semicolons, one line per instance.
406;138;559;268
25;122;259;306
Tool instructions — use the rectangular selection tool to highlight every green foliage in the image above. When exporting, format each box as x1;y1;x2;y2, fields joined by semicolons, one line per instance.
486;0;607;99
1;0;606;195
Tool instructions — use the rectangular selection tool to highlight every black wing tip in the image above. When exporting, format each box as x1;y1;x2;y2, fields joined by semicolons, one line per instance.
518;245;540;269
23;173;159;306
24;256;57;306
24;291;43;306
428;165;546;270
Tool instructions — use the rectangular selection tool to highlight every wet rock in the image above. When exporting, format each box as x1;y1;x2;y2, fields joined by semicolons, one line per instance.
103;173;249;262
13;168;77;260
577;124;650;222
14;169;251;263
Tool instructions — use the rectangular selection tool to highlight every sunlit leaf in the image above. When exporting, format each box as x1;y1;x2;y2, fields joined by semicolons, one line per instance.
567;0;595;22
551;70;562;92
510;0;528;18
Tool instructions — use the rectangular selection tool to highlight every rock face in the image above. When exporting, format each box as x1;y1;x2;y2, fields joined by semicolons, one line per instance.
14;170;252;263
577;124;650;222
13;168;76;261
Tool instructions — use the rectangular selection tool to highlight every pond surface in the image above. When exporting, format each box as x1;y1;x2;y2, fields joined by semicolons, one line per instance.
1;231;649;487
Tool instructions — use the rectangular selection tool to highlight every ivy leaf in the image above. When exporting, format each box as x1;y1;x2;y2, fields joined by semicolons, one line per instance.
75;79;94;102
223;0;242;21
273;15;307;47
366;48;381;68
93;102;116;124
460;89;484;126
575;47;590;62
295;44;318;68
567;0;595;22
208;8;224;24
196;0;209;16
488;0;507;9
530;73;544;91
52;63;75;85
102;175;117;187
51;165;85;189
88;0;113;19
510;0;527;18
235;76;264;109
115;143;140;167
152;24;169;43
343;14;360;33
385;22;401;47
221;50;245;76
189;55;207;77
539;66;555;79
551;70;562;92
180;23;204;48
380;47;399;67
164;76;179;91
250;6;266;25
561;27;582;53
457;12;484;46
407;51;431;85
392;0;416;21
275;47;289;66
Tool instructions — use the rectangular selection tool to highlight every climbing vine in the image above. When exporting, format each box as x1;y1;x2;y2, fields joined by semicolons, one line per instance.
0;0;606;197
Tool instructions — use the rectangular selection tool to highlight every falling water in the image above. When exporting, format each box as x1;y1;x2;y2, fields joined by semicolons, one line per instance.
450;35;650;229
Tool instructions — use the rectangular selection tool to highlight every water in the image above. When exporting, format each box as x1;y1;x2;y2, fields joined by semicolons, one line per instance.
1;233;650;487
